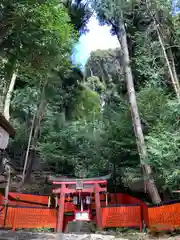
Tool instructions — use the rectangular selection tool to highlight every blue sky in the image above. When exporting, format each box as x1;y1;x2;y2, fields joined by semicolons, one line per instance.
173;0;180;14
72;16;119;68
72;2;180;68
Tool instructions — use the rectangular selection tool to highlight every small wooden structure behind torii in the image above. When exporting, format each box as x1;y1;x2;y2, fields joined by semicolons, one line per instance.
0;113;15;150
0;113;15;204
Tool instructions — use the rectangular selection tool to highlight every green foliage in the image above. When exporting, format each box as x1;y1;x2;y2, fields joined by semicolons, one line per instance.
38;119;103;176
0;0;77;89
136;86;180;191
132;32;165;87
64;0;92;34
146;128;180;191
86;76;105;94
3;0;180;201
137;87;169;128
70;84;101;120
2;0;79;171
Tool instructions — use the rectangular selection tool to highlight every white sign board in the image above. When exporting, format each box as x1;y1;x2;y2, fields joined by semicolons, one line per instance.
0;126;9;149
75;212;89;221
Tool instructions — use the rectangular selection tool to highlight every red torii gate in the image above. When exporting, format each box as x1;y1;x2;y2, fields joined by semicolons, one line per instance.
48;175;110;232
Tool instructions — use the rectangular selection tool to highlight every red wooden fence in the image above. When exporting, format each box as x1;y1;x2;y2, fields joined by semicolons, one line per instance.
148;202;180;231
101;205;142;230
1;192;180;232
0;206;56;230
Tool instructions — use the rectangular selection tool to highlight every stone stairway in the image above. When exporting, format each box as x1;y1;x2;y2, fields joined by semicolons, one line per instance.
65;221;94;233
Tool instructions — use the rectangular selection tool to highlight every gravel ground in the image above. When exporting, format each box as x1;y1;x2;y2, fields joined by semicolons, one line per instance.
0;231;116;240
0;230;180;240
115;232;180;240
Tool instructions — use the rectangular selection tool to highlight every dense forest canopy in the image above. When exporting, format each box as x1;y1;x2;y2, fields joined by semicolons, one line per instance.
1;0;180;202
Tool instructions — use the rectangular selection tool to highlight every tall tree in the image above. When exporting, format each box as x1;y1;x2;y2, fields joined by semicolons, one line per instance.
144;0;180;98
92;0;161;203
0;0;75;119
0;0;77;183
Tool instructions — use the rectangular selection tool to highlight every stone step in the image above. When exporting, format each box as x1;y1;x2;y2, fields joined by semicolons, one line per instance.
65;221;93;233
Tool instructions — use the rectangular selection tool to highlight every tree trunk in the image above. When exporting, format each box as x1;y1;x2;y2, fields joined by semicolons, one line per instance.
145;0;180;99
2;55;17;119
167;48;180;93
4;169;11;205
23;80;48;181
21;112;36;185
26;98;46;175
0;80;7;113
116;22;161;204
3;72;17;120
156;27;180;99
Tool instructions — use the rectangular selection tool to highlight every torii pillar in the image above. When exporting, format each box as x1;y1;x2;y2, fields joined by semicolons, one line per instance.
94;183;102;230
56;183;65;232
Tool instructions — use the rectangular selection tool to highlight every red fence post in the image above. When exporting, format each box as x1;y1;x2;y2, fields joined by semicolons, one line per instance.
139;205;143;231
12;208;16;231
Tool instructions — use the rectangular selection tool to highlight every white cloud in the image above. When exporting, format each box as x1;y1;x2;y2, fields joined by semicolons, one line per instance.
72;16;119;68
